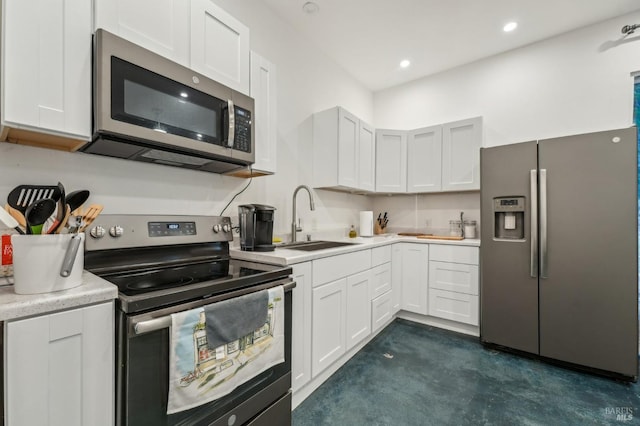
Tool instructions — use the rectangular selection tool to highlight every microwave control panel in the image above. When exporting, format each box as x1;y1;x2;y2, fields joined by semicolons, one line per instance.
234;107;252;153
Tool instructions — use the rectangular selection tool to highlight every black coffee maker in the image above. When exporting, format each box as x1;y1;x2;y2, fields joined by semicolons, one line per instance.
238;204;276;251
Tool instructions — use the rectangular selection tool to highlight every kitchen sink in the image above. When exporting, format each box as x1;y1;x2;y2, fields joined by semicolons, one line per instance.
276;240;359;251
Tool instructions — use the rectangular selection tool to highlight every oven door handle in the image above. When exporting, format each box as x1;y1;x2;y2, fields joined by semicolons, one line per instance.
132;280;295;335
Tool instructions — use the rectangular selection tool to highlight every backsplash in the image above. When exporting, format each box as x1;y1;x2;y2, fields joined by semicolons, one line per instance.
372;192;480;236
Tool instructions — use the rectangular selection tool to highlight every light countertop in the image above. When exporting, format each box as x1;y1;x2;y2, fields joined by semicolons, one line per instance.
231;234;480;266
0;271;118;321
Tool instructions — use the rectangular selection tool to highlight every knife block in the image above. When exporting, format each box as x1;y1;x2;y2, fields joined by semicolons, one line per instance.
374;221;384;235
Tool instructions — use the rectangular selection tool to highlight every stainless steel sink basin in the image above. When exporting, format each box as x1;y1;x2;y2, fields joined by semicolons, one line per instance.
276;240;359;251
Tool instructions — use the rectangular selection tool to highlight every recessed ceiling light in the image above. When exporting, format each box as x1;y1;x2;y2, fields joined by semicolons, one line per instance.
302;2;319;14
399;59;411;68
503;22;518;32
180;92;188;98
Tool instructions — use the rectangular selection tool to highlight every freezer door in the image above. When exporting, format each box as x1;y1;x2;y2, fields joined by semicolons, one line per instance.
538;127;638;377
480;141;539;354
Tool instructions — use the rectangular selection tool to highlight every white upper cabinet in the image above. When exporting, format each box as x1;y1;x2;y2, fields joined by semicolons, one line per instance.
94;0;250;95
375;129;407;193
441;117;482;191
358;122;376;192
190;0;250;94
313;106;376;192
2;0;92;147
407;125;442;193
93;0;190;66
249;51;277;175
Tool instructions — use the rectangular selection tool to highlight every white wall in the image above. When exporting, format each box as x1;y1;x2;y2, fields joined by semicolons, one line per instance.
0;0;374;240
372;10;640;231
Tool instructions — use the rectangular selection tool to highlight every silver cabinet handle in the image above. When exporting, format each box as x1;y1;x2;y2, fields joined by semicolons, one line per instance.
539;169;548;278
530;169;538;278
227;100;235;148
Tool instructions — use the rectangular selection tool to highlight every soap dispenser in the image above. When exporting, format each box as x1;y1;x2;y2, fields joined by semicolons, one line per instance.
349;225;357;238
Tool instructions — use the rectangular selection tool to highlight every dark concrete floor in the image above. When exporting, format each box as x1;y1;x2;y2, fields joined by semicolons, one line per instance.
292;319;640;426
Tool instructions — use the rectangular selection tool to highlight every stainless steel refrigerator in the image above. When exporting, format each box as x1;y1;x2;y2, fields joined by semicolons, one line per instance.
480;126;638;379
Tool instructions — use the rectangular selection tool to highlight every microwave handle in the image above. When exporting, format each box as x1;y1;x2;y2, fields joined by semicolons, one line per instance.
227;100;235;148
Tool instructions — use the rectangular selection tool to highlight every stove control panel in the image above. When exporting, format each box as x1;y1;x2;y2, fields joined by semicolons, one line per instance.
148;221;196;237
85;215;233;251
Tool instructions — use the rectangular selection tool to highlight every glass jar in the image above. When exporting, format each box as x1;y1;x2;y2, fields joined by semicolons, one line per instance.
449;220;463;237
464;220;477;239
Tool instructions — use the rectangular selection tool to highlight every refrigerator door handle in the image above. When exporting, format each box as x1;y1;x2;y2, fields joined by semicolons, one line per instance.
540;168;548;278
530;169;538;278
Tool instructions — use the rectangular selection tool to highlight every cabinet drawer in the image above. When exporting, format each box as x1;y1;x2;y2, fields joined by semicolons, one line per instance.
370;263;391;300
428;288;478;326
312;249;371;287
429;261;478;295
371;291;392;333
429;244;478;264
371;245;391;267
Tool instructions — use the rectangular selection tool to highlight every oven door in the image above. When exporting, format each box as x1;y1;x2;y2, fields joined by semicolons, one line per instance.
116;278;293;426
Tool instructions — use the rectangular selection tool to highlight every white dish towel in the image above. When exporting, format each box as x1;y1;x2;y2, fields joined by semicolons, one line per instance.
167;285;285;414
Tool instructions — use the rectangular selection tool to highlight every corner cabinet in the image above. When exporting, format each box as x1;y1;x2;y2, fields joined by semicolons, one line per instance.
313;107;375;193
5;302;114;426
1;0;92;149
375;129;407;193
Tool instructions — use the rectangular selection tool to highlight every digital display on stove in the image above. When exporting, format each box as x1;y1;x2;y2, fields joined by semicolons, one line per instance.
148;221;197;237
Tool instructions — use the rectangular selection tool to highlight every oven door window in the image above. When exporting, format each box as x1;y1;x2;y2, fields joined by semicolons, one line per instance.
111;57;227;147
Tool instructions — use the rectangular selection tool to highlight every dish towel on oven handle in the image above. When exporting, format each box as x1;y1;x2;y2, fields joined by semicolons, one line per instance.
167;285;285;415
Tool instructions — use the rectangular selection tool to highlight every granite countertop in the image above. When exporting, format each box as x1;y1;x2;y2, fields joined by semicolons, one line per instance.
231;234;481;266
0;271;118;321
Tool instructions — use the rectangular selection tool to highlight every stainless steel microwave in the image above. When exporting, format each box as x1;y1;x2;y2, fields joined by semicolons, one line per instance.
82;29;254;174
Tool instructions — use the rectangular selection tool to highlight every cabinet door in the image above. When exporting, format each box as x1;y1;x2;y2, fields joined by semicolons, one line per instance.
391;244;403;314
358;121;376;192
337;108;359;189
312;279;347;377
442;117;482;191
375;130;407;193
250;51;277;174
3;0;91;139
407;125;442;193
291;262;312;392
401;244;429;315
190;0;250;94
93;0;189;65
346;270;371;351
5;302;114;426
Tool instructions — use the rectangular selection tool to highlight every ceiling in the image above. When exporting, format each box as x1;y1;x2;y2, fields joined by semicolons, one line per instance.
263;0;640;91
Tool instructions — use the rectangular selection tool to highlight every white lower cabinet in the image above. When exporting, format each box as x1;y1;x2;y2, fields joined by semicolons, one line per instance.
312;278;347;377
291;262;312;392
427;244;480;326
400;243;429;315
346;270;371;351
428;289;479;325
5;301;114;426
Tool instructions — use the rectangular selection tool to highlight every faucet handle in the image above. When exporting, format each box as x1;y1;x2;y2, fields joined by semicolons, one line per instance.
295;218;303;232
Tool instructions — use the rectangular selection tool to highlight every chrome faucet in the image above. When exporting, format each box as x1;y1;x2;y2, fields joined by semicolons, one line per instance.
292;185;315;242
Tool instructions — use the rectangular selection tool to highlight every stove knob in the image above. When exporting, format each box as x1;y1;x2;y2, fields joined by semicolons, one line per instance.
109;225;124;238
89;226;105;239
212;224;222;233
222;224;231;233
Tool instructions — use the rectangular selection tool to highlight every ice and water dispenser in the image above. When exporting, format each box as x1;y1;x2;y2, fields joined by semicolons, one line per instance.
493;197;525;240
